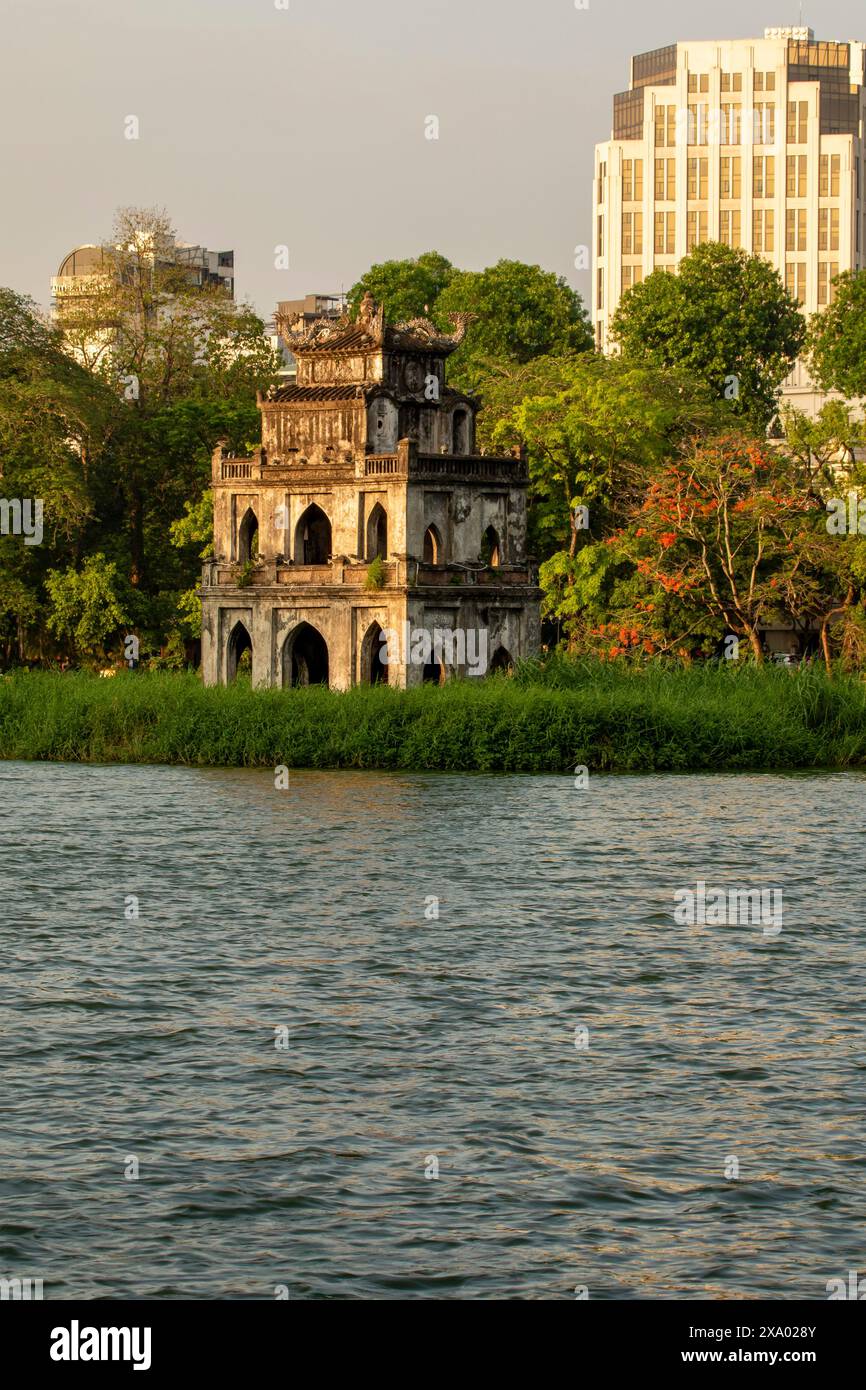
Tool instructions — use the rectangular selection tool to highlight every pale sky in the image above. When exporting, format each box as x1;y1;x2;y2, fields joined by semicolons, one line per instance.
1;0;861;321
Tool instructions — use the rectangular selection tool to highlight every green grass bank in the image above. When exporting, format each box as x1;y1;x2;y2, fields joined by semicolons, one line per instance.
2;662;866;772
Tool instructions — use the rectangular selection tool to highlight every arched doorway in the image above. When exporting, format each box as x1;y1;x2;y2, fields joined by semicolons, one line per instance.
361;621;389;684
294;504;332;565
422;524;441;565
366;504;388;560
282;622;329;687
238;508;259;564
227;620;252;682
452;409;469;455
490;645;513;674
481;525;501;567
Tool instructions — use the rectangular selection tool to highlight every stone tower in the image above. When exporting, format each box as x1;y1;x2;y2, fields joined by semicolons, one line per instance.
200;295;541;688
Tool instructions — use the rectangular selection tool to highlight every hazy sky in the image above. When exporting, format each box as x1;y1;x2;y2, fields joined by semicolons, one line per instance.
1;0;861;320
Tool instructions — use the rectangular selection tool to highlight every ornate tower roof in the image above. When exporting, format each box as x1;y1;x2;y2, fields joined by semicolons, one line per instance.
274;292;475;357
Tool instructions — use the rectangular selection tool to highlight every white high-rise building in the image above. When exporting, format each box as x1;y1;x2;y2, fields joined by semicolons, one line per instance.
593;28;866;413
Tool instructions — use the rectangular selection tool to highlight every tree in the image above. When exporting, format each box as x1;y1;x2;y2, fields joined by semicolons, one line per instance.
436;260;592;390
59;207;278;591
625;434;823;663
45;554;130;662
494;355;722;567
472;353;589;454
780;401;863;498
169;490;214;640
0;289;112;663
807;269;866;397
347;252;455;324
610;243;805;427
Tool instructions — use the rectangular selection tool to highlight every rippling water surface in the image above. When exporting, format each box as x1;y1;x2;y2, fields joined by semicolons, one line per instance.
1;762;864;1299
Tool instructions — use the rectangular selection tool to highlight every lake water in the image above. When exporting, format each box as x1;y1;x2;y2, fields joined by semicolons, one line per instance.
1;762;864;1300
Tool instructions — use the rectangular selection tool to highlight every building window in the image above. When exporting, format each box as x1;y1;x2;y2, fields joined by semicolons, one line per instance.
720;72;743;92
423;525;442;564
686;210;707;250
597;267;604;310
720;156;741;199
720;209;742;247
752;103;775;143
786;154;807;197
622;210;643;254
753;155;775;198
754;71;776;92
654;210;675;254
654;104;677;147
621;263;644;291
817;261;840;306
687;156;708;199
786;208;807;251
654;157;676;200
366;504;388;560
819;153;841;196
787;100;808;143
688;73;709;93
687;102;708;146
295;504;332;566
753;208;775;253
819;207;840;251
785;262;806;303
597;214;604;256
720;103;741;145
481;526;501;568
622;158;643;201
597;160;607;205
237;507;259;564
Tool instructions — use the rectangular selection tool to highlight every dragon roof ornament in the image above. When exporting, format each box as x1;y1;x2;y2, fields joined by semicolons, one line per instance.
274;294;477;355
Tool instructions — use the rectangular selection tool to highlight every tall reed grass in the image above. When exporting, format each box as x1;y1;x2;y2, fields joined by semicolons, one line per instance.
1;662;865;772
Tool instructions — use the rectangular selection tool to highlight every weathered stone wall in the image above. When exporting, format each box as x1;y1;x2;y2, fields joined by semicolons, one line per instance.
201;589;410;691
407;481;527;565
261;403;366;457
213;478;410;565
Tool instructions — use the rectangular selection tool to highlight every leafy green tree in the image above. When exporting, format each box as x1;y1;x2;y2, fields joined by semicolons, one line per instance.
45;554;130;662
472;353;590;453
168;490;214;639
610;242;804;427
807;269;866;396
347;252;455;323
495;354;720;561
781;401;864;497
436;260;592;390
0;289;113;662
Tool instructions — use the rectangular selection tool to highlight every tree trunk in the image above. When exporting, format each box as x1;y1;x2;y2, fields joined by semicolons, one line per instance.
820;622;833;676
747;627;764;664
820;588;855;677
129;485;145;588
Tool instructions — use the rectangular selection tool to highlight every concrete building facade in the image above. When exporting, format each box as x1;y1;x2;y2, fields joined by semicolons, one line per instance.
200;294;541;689
593;27;866;412
52;240;234;312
